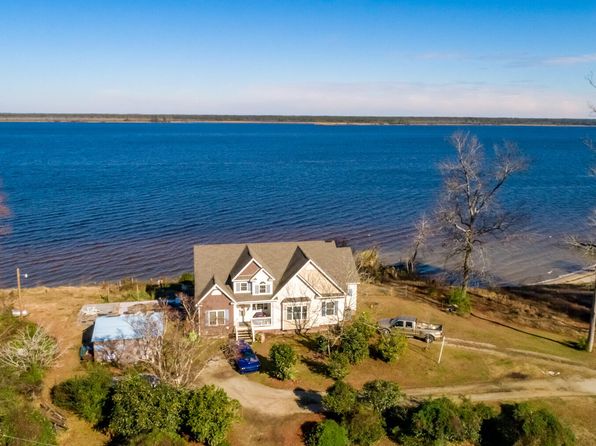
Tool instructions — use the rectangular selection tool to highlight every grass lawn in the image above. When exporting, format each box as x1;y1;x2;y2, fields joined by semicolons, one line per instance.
246;282;595;394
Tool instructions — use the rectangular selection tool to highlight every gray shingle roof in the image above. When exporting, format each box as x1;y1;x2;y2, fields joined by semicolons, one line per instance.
194;240;359;302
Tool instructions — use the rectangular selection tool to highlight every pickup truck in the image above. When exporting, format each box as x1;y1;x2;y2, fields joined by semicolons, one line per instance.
378;315;443;343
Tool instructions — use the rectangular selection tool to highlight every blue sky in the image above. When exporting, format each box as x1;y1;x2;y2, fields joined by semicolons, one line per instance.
1;1;596;117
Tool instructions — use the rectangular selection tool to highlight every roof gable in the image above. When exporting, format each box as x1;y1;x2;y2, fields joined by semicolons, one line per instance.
194;240;359;302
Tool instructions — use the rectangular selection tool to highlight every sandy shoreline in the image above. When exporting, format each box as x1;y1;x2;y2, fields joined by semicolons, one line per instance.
535;264;596;285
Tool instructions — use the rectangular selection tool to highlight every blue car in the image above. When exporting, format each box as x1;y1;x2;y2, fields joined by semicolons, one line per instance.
235;340;261;374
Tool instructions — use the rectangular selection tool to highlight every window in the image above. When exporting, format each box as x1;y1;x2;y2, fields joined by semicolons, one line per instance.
321;301;337;317
395;320;404;328
234;282;250;293
405;321;414;329
286;305;308;320
253;281;272;295
207;310;228;326
251;303;270;312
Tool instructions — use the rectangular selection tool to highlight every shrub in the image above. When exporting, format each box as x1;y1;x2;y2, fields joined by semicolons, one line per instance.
359;380;403;414
178;272;194;284
268;343;297;380
130;430;186;446
184;385;240;446
375;331;407;363
0;326;59;372
355;248;384;283
313;334;332;356
306;420;349;446
482;402;575;446
350;313;377;340
408;397;463;444
339;313;376;365
458;399;495;444
327;351;350;380
322;381;357;418
448;288;471;315
51;365;113;424
18;363;45;395
108;374;184;438
346;404;385;446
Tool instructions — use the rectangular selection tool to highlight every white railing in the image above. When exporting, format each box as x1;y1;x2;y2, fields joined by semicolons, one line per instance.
251;316;272;327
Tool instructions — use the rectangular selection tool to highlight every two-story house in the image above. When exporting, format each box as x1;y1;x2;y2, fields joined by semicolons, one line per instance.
193;240;359;340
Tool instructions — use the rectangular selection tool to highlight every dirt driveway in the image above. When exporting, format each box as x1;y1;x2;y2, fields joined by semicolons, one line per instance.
198;358;321;416
198;349;596;417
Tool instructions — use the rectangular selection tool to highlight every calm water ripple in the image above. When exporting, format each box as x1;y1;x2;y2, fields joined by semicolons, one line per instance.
0;122;594;287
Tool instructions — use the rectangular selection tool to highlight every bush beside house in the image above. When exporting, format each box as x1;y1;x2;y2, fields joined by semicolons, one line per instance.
268;343;298;380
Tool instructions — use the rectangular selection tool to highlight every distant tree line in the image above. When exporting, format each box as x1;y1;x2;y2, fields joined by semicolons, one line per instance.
1;112;596;126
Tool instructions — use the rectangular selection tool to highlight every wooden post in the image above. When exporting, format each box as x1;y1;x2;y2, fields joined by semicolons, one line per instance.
106;283;110;303
136;283;140;300
437;336;446;364
16;267;22;313
587;271;596;352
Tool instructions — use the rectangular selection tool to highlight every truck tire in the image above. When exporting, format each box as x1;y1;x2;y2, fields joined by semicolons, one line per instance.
424;334;435;344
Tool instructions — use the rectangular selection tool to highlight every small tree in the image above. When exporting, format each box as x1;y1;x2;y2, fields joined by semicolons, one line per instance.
268;343;298;380
0;326;59;372
51;365;113;424
437;132;527;295
346;404;385;446
374;331;408;363
327;351;350;380
359;380;403;414
484;402;575;446
406;215;433;274
306;420;350;446
184;385;241;446
322;381;358;418
355;248;384;283
339;313;376;365
108;374;184;438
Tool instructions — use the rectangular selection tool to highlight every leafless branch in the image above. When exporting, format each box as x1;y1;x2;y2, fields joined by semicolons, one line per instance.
0;326;59;372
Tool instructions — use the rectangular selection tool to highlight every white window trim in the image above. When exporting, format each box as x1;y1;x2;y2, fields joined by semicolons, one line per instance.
321;300;337;317
234;281;251;293
207;309;229;326
286;304;308;321
252;281;272;296
251;303;271;312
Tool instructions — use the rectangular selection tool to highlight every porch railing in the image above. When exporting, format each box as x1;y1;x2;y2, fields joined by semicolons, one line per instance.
251;316;272;327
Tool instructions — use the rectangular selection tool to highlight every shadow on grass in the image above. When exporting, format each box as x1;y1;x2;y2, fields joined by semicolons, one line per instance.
470;312;576;349
301;356;329;377
295;334;322;355
255;353;275;377
294;387;323;413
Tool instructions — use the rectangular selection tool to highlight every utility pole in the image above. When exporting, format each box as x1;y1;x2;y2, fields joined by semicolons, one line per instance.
588;271;596;352
16;267;23;315
437;336;446;364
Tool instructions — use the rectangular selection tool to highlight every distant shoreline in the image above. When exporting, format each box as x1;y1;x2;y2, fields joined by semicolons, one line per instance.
1;113;596;127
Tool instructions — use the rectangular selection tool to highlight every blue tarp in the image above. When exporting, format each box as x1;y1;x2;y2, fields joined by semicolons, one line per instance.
91;313;164;343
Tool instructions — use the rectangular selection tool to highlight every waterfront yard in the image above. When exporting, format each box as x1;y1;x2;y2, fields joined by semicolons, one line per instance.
1;279;595;445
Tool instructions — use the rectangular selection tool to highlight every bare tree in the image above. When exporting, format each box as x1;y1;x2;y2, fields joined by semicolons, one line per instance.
0;326;59;371
406;214;433;274
437;131;527;294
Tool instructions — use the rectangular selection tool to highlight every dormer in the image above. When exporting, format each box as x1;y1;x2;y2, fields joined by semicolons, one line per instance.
230;247;275;295
232;259;260;293
250;268;274;295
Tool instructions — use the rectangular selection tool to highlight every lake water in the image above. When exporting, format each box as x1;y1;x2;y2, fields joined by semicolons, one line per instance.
0;122;594;287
